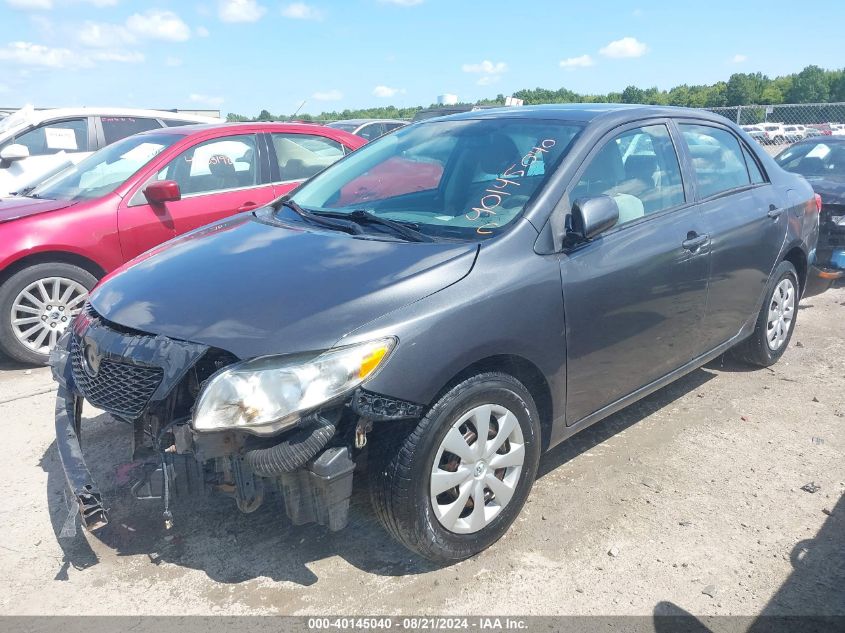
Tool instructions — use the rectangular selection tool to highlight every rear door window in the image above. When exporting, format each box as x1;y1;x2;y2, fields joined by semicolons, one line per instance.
271;133;345;181
12;118;89;155
680;124;751;198
100;117;162;145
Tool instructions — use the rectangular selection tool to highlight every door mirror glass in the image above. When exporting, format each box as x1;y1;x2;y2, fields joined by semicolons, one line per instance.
0;143;30;162
144;180;181;204
569;195;619;240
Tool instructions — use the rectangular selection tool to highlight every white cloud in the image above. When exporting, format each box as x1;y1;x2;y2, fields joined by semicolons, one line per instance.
77;21;135;48
379;0;423;5
372;85;404;98
80;0;119;6
559;54;594;69
126;9;191;42
599;36;647;58
219;0;266;23
190;93;224;106
196;26;210;37
0;41;77;67
732;54;748;63
165;56;182;67
281;2;324;20
5;0;53;9
312;89;342;101
462;60;507;74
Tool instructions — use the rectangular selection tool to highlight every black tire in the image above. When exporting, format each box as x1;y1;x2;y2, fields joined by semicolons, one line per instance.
369;372;541;564
731;261;799;367
0;263;97;365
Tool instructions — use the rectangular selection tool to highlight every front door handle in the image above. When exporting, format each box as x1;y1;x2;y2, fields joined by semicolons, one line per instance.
237;201;259;212
682;232;709;252
767;204;785;219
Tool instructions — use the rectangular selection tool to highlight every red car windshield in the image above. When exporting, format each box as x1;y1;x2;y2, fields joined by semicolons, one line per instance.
30;132;182;202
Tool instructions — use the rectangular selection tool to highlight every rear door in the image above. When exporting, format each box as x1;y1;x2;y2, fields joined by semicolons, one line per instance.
118;132;275;260
267;132;347;196
561;120;710;424
675;121;785;351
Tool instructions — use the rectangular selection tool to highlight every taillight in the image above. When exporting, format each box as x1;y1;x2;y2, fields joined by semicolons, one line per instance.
814;193;822;213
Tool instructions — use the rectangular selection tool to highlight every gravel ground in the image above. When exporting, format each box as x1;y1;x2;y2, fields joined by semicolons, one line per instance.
0;287;842;619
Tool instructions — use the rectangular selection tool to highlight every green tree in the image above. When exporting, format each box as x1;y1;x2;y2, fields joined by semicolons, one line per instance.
787;65;830;103
621;85;646;103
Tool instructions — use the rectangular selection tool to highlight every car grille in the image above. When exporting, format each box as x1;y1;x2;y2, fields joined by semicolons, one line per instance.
70;334;163;419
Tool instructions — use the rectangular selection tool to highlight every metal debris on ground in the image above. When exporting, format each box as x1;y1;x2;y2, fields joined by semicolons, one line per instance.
800;482;821;493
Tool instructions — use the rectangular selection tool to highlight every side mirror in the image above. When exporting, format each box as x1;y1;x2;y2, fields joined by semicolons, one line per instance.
0;143;30;163
569;195;619;241
144;180;181;205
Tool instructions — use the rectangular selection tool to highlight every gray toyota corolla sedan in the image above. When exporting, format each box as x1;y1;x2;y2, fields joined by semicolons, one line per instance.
51;104;819;563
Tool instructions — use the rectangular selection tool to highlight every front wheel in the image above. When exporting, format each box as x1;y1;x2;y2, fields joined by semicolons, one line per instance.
0;263;96;365
731;260;799;367
369;372;541;564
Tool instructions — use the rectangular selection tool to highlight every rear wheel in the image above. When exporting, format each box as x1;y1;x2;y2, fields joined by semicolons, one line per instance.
0;263;95;365
731;261;798;367
369;372;541;563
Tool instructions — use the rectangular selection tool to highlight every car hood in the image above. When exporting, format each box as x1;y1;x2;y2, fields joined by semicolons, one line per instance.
89;212;478;359
805;175;845;205
0;196;75;224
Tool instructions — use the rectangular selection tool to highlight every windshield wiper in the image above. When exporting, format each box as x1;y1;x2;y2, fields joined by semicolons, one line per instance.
315;209;434;242
277;199;362;235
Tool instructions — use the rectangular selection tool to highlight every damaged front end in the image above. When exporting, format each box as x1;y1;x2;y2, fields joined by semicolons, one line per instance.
50;304;421;535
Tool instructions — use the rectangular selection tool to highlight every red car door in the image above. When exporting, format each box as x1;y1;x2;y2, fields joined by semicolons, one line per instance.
118;132;275;261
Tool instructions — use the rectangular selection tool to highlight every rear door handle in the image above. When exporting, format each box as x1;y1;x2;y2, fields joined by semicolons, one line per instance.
682;233;709;251
237;201;260;212
767;204;785;219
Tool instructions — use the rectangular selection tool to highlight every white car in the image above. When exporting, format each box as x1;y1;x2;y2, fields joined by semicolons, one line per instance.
326;119;407;141
0;106;220;197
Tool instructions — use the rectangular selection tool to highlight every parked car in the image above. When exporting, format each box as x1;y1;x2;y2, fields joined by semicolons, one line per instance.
0;106;222;197
412;105;498;122
51;104;818;563
327;119;407;141
775;137;845;293
0;122;364;364
781;126;804;143
759;123;786;144
741;125;767;143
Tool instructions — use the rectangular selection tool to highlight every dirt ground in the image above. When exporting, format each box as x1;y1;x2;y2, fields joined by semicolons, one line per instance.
0;287;842;619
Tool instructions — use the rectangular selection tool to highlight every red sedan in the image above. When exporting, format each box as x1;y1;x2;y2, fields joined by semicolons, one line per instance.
0;122;365;364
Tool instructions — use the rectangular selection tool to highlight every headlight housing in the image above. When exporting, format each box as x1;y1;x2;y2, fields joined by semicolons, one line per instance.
193;337;396;435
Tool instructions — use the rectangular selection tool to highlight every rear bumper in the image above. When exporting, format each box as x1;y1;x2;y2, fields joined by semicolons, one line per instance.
54;385;109;531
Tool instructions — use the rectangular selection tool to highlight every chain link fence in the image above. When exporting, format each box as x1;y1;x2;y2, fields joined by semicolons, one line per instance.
702;102;845;156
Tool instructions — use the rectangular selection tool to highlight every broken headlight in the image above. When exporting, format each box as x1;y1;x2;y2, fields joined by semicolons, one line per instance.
193;337;396;435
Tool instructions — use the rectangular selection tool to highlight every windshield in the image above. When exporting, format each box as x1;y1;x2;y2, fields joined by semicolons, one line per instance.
775;141;845;177
30;132;182;201
290;118;583;240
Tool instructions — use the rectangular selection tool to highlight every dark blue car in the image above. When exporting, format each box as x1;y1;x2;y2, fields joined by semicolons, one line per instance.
51;104;819;563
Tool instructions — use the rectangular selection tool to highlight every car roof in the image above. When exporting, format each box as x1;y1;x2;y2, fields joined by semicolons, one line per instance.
135;120;360;139
25;107;220;123
329;118;405;125
420;103;735;126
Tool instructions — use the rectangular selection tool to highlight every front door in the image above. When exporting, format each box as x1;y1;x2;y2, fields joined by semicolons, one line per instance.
118;133;275;261
561;122;711;424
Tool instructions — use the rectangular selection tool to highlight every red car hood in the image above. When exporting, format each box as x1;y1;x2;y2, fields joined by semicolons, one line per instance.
0;197;76;224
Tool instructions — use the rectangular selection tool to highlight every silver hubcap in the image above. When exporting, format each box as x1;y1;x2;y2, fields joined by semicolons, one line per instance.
430;404;525;534
766;278;795;351
10;277;88;355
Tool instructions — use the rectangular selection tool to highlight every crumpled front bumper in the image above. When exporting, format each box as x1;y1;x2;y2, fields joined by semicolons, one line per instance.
53;383;109;531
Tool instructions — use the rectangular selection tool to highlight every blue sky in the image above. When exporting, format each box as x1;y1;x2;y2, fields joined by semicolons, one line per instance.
0;0;843;115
